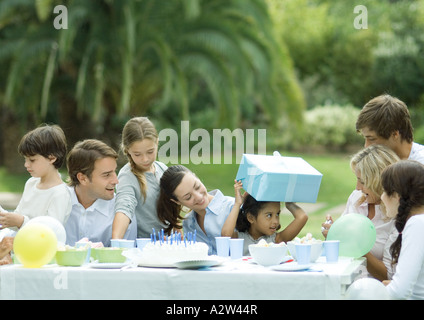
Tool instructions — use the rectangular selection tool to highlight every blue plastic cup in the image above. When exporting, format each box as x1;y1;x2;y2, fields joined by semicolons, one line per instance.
229;239;244;259
295;243;311;265
75;242;91;264
119;240;135;248
110;239;120;248
215;237;230;257
324;240;339;263
136;238;150;251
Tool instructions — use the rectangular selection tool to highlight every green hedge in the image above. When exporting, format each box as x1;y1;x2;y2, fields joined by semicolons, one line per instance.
274;105;363;152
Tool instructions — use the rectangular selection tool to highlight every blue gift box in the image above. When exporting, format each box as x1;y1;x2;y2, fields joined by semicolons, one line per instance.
236;153;323;203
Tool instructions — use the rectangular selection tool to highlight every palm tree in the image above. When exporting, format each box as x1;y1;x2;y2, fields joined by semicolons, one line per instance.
0;0;304;171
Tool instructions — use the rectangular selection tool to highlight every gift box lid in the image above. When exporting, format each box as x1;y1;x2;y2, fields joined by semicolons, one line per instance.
235;152;323;202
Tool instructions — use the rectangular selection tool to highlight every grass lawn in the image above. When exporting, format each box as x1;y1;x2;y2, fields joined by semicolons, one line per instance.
0;151;357;240
0;168;29;193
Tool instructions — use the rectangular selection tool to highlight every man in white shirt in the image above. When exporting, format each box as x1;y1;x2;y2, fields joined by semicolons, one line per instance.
65;139;136;247
356;94;424;164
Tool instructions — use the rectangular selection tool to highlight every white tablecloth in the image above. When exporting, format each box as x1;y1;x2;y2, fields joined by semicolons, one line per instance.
0;256;365;300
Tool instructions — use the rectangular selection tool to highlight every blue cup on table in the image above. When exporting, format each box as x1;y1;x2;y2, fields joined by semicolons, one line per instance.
295;243;311;265
229;239;244;259
324;240;339;263
119;240;135;248
110;239;120;247
75;242;91;264
215;237;230;257
136;238;150;251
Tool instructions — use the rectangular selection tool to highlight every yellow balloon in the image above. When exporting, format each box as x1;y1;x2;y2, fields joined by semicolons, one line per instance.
13;223;58;268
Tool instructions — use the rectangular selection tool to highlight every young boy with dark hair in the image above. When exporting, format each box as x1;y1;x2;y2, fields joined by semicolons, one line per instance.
0;124;71;231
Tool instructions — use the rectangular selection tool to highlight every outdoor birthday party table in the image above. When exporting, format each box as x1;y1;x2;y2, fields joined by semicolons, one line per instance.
0;256;365;300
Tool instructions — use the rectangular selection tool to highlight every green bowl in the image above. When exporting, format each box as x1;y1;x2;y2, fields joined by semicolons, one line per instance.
94;247;126;263
55;249;88;266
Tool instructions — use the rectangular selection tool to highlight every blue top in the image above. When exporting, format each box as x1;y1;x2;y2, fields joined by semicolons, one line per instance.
183;189;235;255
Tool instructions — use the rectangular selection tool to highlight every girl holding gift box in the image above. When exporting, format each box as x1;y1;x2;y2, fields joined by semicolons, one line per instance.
112;117;168;239
381;160;424;299
157;165;239;255
222;181;308;256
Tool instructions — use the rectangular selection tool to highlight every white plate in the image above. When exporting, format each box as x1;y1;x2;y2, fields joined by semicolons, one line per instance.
271;262;312;272
89;262;129;269
138;255;223;269
173;259;222;269
137;261;176;268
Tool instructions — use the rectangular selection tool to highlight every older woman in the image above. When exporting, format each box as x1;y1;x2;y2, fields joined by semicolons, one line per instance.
322;144;400;280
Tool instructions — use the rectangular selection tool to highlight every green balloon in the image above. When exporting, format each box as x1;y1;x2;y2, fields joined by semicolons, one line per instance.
327;214;376;258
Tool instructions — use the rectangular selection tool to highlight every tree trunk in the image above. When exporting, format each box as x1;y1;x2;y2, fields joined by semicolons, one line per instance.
57;93;98;152
0;107;27;174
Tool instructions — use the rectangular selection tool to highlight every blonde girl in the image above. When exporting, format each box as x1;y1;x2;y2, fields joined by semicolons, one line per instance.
112;117;168;239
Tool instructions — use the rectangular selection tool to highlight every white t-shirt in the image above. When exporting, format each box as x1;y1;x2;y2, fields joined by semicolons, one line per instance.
409;142;424;164
386;214;424;299
342;190;396;261
15;177;71;228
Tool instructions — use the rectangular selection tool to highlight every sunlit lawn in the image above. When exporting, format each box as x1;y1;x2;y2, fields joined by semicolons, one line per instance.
0;151;357;240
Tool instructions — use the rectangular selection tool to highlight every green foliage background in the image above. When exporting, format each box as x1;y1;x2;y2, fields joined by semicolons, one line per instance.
1;1;424;238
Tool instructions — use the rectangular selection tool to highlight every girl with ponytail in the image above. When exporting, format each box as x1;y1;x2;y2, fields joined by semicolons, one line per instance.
112;117;168;239
381;160;424;299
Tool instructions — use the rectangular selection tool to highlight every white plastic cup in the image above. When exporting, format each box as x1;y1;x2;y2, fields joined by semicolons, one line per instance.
136;238;150;251
324;240;339;263
295;243;311;265
215;236;230;257
229;239;244;259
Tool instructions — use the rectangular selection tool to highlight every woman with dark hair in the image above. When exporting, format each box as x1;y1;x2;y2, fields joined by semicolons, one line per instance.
381;160;424;299
157;165;238;255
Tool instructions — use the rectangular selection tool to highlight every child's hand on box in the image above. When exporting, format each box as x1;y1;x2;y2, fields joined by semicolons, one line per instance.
234;180;248;206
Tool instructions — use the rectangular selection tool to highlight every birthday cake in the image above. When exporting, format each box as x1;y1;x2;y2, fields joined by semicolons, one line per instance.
140;241;209;266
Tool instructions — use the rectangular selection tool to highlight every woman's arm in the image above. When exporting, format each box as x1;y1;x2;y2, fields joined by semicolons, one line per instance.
364;252;389;281
275;202;308;243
